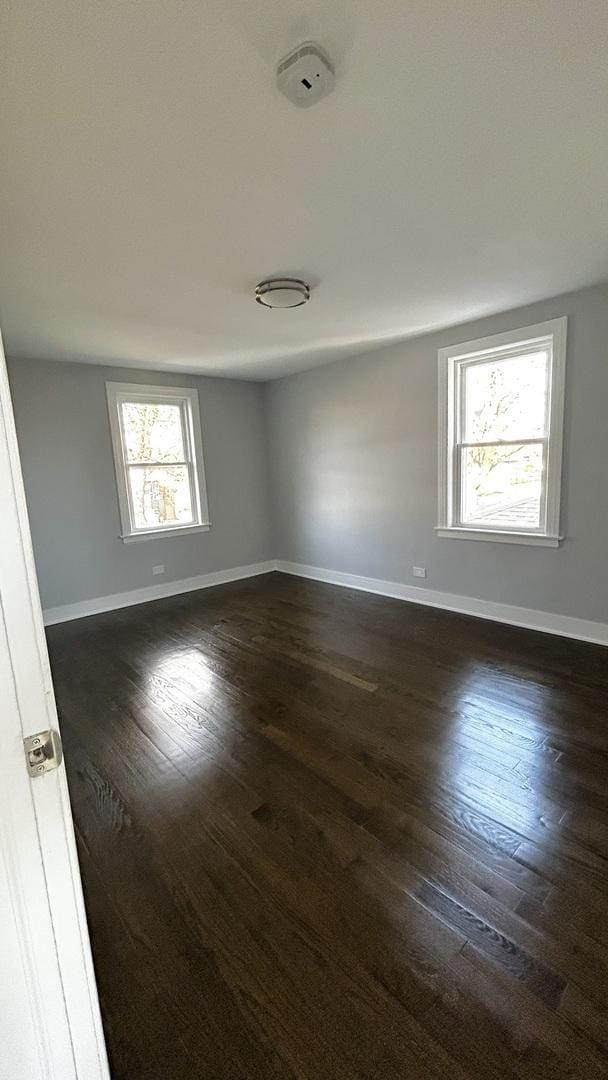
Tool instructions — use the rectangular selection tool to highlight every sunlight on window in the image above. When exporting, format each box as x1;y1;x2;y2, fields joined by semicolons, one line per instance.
461;443;543;529
463;351;548;442
438;319;566;545
460;351;547;529
122;402;185;463
120;400;194;529
128;465;194;529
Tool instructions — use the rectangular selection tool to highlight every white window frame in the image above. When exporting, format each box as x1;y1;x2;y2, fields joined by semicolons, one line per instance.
437;317;567;547
106;382;210;543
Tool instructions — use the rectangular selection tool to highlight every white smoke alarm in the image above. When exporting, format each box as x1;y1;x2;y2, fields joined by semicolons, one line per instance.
277;42;335;108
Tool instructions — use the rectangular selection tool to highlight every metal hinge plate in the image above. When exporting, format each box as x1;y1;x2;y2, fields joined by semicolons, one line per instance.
24;730;63;777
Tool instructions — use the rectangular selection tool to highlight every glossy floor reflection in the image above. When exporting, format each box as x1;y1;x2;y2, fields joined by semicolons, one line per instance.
46;573;608;1079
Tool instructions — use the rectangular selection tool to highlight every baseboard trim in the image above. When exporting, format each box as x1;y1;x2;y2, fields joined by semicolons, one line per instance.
43;557;608;646
42;561;277;626
275;560;608;647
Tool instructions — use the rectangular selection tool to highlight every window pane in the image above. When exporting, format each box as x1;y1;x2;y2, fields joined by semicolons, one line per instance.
462;351;548;442
128;465;194;529
460;443;543;530
121;401;185;463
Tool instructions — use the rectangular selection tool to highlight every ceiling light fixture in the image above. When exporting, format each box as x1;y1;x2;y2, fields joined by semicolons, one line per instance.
255;278;310;309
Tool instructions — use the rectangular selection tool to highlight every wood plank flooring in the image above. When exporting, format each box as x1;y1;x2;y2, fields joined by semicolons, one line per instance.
46;572;608;1079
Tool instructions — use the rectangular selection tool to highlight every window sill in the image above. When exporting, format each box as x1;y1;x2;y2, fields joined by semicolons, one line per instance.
435;527;562;548
121;523;211;544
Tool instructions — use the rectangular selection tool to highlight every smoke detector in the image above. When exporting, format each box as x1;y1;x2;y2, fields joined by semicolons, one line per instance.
277;42;335;108
255;278;310;309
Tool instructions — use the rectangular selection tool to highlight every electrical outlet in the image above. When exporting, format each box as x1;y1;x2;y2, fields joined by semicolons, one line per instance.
152;565;165;576
412;566;427;579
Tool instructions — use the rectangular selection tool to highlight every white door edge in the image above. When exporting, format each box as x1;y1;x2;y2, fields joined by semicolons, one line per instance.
0;333;110;1080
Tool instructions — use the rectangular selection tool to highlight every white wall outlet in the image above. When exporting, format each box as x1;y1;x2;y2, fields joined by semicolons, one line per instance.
412;566;427;579
152;565;165;576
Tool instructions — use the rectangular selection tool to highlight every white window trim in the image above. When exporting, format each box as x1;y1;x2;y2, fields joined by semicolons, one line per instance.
106;382;211;542
436;317;567;547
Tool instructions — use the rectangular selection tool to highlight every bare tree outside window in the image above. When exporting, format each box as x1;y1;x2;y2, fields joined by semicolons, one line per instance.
460;352;547;529
438;319;566;545
107;382;209;541
120;402;194;529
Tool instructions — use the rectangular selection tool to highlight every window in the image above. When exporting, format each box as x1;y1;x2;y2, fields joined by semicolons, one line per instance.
106;383;210;542
437;318;567;546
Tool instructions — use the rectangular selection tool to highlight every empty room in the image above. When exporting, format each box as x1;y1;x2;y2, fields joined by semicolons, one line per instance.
1;2;608;1079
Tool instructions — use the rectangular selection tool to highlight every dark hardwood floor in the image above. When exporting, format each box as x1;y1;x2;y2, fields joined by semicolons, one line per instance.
46;572;608;1079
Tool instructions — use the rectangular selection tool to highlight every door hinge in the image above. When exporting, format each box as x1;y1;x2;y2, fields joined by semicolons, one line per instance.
24;730;63;777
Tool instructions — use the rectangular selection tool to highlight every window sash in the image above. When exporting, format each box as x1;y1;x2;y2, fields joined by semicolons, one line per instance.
454;348;550;531
457;437;546;449
117;397;201;534
455;348;551;445
437;318;567;544
453;437;548;533
106;382;210;540
120;397;190;466
125;461;198;531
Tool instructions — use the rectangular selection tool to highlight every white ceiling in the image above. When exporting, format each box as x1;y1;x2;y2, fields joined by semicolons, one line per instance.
1;1;607;380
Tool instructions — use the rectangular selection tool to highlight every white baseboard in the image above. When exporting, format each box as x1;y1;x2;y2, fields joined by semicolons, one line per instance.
42;561;277;626
43;556;608;646
275;560;608;647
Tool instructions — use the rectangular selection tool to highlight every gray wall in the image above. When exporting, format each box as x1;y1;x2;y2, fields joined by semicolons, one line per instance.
8;358;273;609
9;283;608;623
265;284;608;623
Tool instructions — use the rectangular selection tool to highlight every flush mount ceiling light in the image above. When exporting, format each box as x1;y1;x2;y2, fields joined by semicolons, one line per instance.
255;278;310;309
